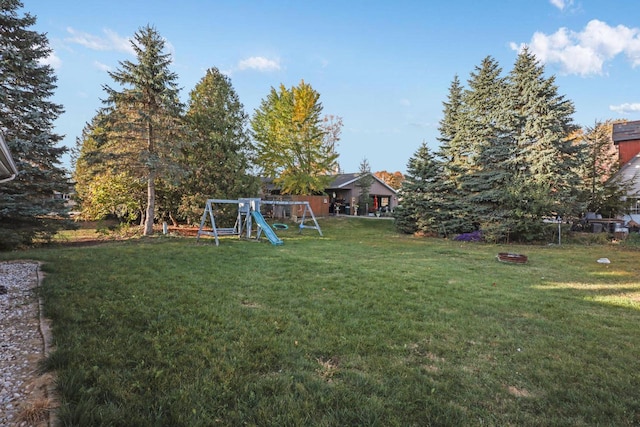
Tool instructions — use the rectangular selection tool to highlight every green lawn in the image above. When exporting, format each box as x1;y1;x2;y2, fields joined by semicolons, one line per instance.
4;217;640;426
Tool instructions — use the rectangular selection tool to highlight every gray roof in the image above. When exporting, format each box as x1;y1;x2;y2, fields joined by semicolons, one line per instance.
613;120;640;144
326;173;397;194
0;132;18;183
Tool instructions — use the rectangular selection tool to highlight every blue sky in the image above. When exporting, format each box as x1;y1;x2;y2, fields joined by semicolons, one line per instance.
28;0;640;174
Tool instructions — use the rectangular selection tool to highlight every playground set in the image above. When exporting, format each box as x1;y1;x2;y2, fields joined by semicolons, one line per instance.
196;198;323;246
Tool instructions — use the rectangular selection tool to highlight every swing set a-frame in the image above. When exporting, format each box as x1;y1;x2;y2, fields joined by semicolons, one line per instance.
196;198;322;246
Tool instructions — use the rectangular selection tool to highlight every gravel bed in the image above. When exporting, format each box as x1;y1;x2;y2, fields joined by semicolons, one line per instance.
0;261;53;427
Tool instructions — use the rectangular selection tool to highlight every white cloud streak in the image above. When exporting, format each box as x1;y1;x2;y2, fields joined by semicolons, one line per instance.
610;103;640;114
512;20;640;76
93;61;112;72
237;56;281;72
549;0;573;11
65;27;135;55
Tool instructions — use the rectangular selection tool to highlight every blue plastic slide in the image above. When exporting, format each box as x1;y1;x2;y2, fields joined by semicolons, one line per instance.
250;210;284;245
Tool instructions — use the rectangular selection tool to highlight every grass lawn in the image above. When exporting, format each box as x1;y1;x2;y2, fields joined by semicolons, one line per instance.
3;217;640;426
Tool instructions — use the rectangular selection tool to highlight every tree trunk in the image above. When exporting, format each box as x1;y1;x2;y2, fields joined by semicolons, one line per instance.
169;211;178;227
144;169;155;236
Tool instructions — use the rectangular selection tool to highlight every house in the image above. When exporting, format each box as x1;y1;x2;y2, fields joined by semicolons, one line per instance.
325;173;398;216
0;131;18;183
260;173;399;216
612;120;640;225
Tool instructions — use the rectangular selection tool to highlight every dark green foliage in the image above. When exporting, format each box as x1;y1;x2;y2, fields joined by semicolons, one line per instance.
505;47;583;238
179;67;259;224
456;57;512;238
100;25;186;235
402;51;586;242
394;143;452;236
0;0;71;249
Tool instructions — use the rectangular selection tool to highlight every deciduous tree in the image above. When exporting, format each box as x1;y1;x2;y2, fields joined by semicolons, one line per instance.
374;170;404;190
251;80;340;195
577;120;633;217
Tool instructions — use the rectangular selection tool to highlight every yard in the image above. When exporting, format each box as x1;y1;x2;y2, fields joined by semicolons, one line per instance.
4;217;640;426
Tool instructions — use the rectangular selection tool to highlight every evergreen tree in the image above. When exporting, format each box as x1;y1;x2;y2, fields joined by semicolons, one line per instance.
436;75;463;157
180;67;259;223
506;47;583;238
100;25;185;235
435;75;471;235
356;157;373;215
251;80;339;195
0;0;70;249
455;56;509;233
394;143;449;236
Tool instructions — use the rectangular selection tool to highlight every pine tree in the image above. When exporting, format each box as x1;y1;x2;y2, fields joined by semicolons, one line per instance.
100;25;185;235
435;75;471;235
0;0;70;249
180;67;259;223
394;143;450;236
506;47;583;238
455;56;509;233
356;157;374;215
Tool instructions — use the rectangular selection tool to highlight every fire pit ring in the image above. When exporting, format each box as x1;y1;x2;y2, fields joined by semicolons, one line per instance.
496;252;528;264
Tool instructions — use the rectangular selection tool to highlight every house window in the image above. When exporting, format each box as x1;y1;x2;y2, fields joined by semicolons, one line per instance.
629;198;640;215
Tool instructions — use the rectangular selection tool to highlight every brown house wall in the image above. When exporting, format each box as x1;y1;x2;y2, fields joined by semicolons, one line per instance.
291;195;330;217
618;140;640;165
264;195;330;217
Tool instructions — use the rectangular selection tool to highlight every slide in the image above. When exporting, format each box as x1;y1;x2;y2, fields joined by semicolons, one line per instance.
251;210;284;245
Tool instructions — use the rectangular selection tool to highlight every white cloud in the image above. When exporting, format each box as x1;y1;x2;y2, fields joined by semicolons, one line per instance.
39;51;62;69
400;98;411;107
65;27;134;55
237;56;281;72
550;0;573;11
512;20;640;76
93;61;112;72
610;103;640;114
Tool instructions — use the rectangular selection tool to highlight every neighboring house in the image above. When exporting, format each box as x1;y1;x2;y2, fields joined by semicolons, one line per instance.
612;120;640;225
260;173;399;216
325;173;398;216
0;131;18;183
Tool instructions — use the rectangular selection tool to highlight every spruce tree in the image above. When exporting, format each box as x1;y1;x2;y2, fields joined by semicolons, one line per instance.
394;142;449;236
356;157;373;215
100;25;185;235
180;67;259;223
436;75;470;235
0;0;70;249
506;47;583;238
455;56;509;233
